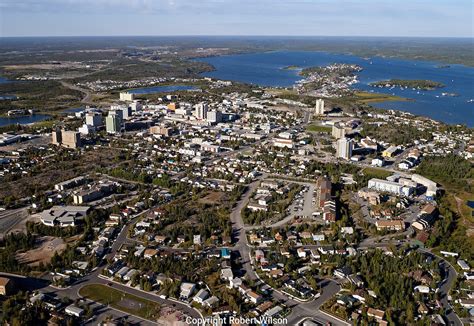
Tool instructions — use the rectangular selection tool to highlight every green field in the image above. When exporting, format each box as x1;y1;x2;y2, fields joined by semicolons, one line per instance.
362;167;392;179
79;284;160;320
306;124;332;133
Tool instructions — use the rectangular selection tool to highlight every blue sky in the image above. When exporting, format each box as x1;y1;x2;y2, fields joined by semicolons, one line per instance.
0;0;473;37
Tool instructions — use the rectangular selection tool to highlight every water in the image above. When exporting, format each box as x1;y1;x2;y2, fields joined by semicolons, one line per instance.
0;114;50;127
128;85;198;94
196;51;474;127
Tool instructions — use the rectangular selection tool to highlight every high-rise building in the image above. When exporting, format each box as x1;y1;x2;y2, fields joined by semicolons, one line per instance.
207;110;222;123
52;129;62;145
106;110;123;134
62;130;82;148
336;138;353;160
314;99;325;115
130;101;143;112
85;112;103;127
52;129;81;148
332;123;346;139
119;92;134;102
195;103;208;120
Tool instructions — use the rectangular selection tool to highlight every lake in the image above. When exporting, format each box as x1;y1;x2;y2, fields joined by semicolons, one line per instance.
196;51;474;127
128;85;198;94
0;114;50;127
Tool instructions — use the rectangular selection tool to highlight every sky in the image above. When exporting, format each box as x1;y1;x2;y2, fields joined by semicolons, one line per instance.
0;0;473;37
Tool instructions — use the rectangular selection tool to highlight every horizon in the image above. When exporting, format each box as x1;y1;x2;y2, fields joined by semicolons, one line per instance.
1;35;474;39
1;0;472;38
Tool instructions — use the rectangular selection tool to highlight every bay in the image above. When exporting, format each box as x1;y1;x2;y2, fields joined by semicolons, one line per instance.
196;51;474;127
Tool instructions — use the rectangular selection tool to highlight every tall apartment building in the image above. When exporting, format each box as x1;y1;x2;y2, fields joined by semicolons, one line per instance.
195;103;208;120
316;177;336;222
332;123;346;139
336;138;353;160
314;99;325;115
105;110;123;134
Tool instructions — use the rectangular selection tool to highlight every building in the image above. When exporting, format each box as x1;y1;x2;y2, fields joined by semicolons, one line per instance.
273;138;294;149
412;214;435;231
129;101;142;112
0;277;14;295
195;103;208;120
336;138;353;160
105;110;123;133
180;282;196;299
314;99;325;115
0;133;21;146
119;92;134;102
52;129;81;148
65;304;84;317
150;126;174;137
207;110;222;123
85;112;103;127
62;130;81;148
72;182;116;204
382;146;398;158
375;220;405;231
368;178;413;197
39;206;90;227
193;289;209;304
55;176;87;191
412;174;437;199
332;123;346;139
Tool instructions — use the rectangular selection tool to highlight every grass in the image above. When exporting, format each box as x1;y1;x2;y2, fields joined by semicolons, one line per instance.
354;91;408;103
362;167;392;179
79;284;161;321
306;124;332;133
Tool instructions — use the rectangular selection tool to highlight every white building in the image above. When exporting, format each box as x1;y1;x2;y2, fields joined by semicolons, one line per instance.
207;110;222;123
314;99;325;115
368;178;412;197
336;138;353;160
119;92;134;102
195;103;208;120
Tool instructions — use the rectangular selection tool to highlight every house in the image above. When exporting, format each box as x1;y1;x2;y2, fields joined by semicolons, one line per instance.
367;307;385;320
193;289;209;304
348;274;364;287
203;296;219;308
297;248;307;258
180;282;196;299
246;290;262;304
334;266;352;279
457;259;470;271
255;249;265;261
144;248;159;259
65;304;84;317
221;268;234;281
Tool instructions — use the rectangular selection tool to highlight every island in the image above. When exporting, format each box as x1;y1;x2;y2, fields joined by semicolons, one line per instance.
281;65;301;70
370;79;445;90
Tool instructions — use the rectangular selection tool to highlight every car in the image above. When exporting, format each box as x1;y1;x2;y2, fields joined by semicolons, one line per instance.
107;282;113;286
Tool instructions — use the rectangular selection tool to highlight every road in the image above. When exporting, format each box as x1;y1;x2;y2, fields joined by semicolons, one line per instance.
0;207;29;239
60;81;93;104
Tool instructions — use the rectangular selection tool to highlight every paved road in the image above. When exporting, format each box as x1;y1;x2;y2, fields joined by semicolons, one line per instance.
0;207;30;239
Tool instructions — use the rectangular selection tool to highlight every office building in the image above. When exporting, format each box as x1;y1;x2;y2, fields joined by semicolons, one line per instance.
314;99;325;115
39;206;90;227
85;112;103;127
207;110;222;123
119;92;134;102
336;138;353;160
130;101;142;112
106;110;123;133
195;103;208;120
52;129;81;148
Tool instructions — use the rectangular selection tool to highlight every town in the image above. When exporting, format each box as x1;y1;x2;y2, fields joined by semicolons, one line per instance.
0;70;473;326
